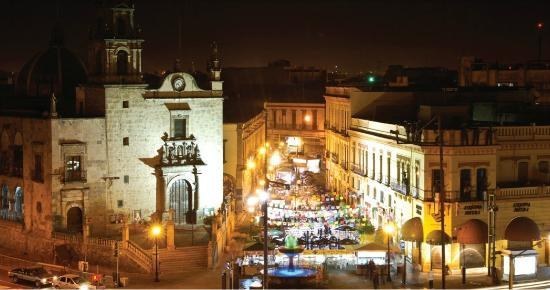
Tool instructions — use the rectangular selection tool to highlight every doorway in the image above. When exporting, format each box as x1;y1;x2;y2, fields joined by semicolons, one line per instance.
169;179;192;225
67;207;83;233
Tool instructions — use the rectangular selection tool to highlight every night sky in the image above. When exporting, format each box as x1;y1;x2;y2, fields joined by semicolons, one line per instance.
1;0;549;74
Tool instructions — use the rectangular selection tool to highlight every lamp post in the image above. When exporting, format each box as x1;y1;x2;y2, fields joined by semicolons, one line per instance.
151;225;162;282
384;223;395;282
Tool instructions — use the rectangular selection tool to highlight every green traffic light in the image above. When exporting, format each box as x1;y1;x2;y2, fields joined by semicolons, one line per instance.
368;76;375;83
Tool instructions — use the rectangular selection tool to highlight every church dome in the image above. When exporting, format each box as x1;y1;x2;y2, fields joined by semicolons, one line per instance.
15;28;87;114
16;46;87;98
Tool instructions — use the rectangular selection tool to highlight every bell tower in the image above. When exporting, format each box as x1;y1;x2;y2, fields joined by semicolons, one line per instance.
208;41;223;91
88;0;143;84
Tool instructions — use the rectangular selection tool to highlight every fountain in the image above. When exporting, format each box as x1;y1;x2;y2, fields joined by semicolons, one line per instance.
268;235;317;288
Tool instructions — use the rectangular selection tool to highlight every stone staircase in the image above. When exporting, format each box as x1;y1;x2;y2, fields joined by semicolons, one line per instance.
154;245;209;275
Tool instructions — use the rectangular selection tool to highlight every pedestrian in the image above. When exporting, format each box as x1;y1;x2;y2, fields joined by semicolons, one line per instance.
368;259;375;279
372;268;380;289
428;270;434;289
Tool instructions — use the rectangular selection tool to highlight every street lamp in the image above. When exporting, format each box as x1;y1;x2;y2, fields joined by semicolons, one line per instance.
384;223;395;282
151;224;162;282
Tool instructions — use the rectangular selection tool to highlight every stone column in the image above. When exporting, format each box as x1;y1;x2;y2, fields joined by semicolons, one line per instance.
122;221;129;242
166;208;175;250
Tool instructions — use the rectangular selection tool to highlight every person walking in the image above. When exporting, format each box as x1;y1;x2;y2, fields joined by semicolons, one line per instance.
372;268;380;289
428;270;434;289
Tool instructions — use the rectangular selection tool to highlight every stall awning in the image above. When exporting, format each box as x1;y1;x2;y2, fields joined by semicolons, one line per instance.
505;217;541;242
457;219;488;244
401;217;423;242
426;230;451;245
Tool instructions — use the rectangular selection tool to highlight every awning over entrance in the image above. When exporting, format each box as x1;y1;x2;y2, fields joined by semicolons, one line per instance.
457;219;488;244
401;217;423;242
426;230;451;245
505;216;541;241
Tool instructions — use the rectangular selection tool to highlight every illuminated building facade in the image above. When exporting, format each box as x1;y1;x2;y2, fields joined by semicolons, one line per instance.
325;85;550;277
0;1;224;260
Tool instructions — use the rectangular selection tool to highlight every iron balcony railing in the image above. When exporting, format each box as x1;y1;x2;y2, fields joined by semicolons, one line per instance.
64;170;87;183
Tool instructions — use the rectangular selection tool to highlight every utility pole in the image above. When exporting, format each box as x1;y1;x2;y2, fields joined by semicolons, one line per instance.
438;114;446;290
488;189;497;283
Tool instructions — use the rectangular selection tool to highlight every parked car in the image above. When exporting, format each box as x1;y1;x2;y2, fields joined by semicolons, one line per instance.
8;266;55;287
52;274;96;289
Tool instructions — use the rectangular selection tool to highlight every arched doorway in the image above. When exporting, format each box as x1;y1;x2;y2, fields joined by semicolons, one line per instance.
457;219;488;268
67;207;83;233
169;179;192;225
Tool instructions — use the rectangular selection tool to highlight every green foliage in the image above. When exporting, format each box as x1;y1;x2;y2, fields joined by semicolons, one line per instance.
357;220;375;235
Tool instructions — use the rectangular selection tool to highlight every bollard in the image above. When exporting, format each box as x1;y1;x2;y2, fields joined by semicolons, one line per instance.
462;266;466;284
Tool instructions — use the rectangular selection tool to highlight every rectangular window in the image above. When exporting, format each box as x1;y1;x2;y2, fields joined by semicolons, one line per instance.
124;175;129;184
173;118;187;138
460;169;472;201
122;100;129;108
432;169;443;194
123;137;129;146
117;200;124;208
33;154;43;182
476;168;487;200
387;157;391;184
65;156;82;182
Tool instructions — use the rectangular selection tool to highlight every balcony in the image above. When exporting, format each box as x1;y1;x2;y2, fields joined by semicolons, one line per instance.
390;178;409;195
161;135;206;166
340;162;348;170
350;164;367;176
330;153;339;164
497;186;550;199
64;170;87;183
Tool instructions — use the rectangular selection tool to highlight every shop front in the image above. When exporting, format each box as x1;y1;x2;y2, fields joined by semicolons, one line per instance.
501;216;541;281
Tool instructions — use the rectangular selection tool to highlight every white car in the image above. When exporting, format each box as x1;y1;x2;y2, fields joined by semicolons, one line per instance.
52;274;95;289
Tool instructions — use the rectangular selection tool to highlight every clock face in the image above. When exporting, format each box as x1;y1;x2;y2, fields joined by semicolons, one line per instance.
172;77;186;91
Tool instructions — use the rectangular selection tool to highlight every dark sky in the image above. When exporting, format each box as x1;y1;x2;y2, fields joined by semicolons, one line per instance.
1;0;549;74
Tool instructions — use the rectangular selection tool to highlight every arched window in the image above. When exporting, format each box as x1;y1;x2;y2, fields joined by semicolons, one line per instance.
14;187;23;219
117;50;128;75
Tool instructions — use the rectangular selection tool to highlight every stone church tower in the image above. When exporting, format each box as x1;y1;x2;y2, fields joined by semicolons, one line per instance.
88;0;143;84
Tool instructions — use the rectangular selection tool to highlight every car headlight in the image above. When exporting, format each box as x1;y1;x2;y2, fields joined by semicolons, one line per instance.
79;283;89;290
41;278;47;284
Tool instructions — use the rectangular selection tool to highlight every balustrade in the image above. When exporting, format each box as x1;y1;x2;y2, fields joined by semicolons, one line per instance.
161;133;205;166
